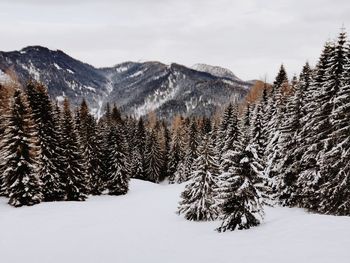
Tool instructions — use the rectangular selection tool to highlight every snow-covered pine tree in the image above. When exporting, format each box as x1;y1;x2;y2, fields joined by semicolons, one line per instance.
26;81;65;201
298;32;347;211
159;120;171;181
97;103;114;191
217;115;265;232
316;30;350;215
217;103;235;159
1;90;43;206
130;118;147;179
250;92;268;166
264;65;289;193
145;128;163;183
295;43;334;209
174;119;199;183
60;98;88;201
168;116;186;183
0;84;12;196
105;124;129;195
111;103;123;125
276;75;303;206
77;99;102;195
178;134;219;221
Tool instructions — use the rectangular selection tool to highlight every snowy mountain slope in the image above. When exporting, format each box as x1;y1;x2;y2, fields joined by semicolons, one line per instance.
0;46;254;118
0;179;349;263
0;46;110;110
102;62;249;118
192;63;241;81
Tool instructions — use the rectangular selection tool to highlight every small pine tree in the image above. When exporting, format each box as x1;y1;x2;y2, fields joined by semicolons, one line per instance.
178;135;219;221
1;90;43;207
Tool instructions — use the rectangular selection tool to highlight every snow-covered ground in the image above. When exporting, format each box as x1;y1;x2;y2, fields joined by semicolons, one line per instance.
0;179;349;263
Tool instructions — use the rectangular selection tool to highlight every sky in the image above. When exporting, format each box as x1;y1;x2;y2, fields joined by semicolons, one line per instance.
0;0;349;81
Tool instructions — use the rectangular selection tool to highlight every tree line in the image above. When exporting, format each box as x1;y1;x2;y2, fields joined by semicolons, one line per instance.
0;30;349;233
177;29;350;231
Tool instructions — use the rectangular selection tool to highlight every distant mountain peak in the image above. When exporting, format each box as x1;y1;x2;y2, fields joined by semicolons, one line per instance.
191;63;240;81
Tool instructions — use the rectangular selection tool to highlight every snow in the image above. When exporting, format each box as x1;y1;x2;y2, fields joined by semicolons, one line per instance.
128;68;147;78
56;93;66;103
192;63;240;81
132;75;178;118
84;86;96;92
67;68;75;74
21;62;40;81
53;63;62;70
0;179;349;263
0;69;12;83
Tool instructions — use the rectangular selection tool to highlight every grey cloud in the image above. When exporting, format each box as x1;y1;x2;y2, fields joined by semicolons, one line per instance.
0;0;349;80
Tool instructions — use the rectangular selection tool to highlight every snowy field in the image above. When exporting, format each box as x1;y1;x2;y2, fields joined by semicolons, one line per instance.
1;179;350;263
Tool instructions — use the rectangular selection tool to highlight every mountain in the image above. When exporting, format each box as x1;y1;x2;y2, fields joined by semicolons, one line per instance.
191;63;241;81
0;46;254;118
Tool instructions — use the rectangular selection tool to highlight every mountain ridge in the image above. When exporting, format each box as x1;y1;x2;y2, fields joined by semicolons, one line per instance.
0;46;254;118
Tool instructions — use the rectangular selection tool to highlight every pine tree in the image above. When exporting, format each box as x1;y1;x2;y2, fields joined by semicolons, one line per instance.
60;98;88;201
130;118;147;180
178;134;219;221
145;128;163;183
264;65;289;193
294;43;333;209
168;117;186;183
1;90;43;207
277;75;303;206
0;84;12;196
105;125;129;195
217;103;235;159
217;120;265;232
297;32;347;211
159;121;171;181
174;120;199;183
250;94;268;165
316;30;350;215
26;81;65;201
98;103;113;191
77;99;102;195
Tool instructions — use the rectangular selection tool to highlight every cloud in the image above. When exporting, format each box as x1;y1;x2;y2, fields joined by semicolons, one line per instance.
0;0;349;80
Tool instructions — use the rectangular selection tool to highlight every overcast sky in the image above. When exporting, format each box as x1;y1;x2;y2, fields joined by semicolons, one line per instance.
0;0;349;80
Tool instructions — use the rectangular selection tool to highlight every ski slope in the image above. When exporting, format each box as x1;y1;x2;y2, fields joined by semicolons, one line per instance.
0;179;349;263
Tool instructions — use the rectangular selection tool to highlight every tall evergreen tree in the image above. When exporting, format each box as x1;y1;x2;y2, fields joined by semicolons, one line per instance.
217;120;265;232
1;90;43;206
105;125;129;195
264;65;289;193
60;98;88;201
297;33;347;210
77;100;102;195
159;121;171;181
316;30;350;215
130;118;147;180
276;75;303;205
145;128;163;183
174;120;199;183
26;81;65;201
178;134;219;221
168;117;186;183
